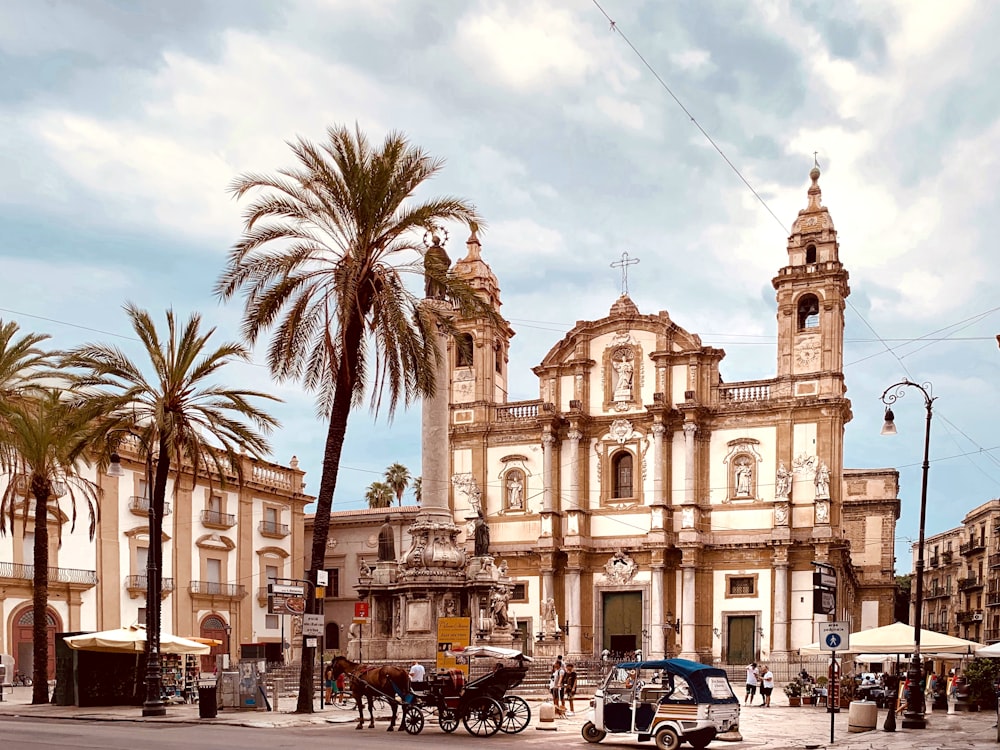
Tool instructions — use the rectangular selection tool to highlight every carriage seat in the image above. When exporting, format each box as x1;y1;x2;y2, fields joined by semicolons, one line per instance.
434;669;465;696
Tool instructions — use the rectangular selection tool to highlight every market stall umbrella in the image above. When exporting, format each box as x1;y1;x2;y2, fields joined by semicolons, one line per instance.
799;622;981;656
976;642;1000;658
63;625;211;655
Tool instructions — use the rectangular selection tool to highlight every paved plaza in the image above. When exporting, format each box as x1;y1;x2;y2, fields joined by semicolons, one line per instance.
1;685;997;748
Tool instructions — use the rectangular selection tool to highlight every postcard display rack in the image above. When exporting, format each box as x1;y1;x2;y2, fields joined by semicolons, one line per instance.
161;654;199;702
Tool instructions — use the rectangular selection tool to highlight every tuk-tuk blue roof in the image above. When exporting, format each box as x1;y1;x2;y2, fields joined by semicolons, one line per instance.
614;658;722;678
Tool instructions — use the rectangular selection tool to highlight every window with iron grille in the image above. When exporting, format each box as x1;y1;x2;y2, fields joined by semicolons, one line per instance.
728;576;755;596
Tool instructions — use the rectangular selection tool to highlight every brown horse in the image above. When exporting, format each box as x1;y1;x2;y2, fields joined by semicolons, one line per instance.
330;656;411;731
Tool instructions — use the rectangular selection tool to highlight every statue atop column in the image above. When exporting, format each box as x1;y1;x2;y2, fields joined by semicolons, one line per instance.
423;230;451;300
474;515;490;557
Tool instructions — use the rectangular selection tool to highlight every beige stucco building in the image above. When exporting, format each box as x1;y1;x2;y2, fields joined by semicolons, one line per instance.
436;166;899;665
0;447;309;678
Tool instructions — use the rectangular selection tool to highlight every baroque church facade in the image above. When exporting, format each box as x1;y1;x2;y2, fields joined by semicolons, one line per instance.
442;167;899;665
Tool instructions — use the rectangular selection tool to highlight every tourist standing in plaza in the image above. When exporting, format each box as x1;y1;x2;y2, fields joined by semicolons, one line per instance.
563;663;578;716
745;662;759;705
760;664;774;707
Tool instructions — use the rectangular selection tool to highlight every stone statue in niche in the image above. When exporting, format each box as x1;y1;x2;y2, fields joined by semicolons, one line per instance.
774;502;789;526
492;587;511;627
734;459;753;497
612;348;634;400
506;471;524;510
775;461;791;500
815;500;830;523
815;462;830;499
542;597;559;634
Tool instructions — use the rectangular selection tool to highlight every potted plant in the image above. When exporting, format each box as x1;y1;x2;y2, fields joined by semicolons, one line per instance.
784;677;803;706
802;681;816;705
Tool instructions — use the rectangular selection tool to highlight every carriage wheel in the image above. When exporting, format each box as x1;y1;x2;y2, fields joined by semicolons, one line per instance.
499;695;531;734
581;721;607;743
402;706;425;735
654;726;681;750
439;708;459;733
462;697;502;737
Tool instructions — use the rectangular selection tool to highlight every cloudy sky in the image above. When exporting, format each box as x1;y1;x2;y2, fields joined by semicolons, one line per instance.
1;0;998;564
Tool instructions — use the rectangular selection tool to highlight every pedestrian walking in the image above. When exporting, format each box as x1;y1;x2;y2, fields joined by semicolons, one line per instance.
563;663;578;716
325;664;335;703
550;658;566;715
760;664;774;707
745;662;759;705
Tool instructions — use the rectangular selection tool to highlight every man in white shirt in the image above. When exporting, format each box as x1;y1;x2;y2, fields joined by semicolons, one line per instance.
760;665;774;707
745;662;759;705
409;661;426;683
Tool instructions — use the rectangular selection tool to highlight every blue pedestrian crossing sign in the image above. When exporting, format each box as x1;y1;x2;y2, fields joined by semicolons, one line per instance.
818;622;849;651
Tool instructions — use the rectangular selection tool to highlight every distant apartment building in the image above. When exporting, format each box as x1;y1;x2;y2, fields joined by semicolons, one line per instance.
0;446;310;677
913;498;1000;644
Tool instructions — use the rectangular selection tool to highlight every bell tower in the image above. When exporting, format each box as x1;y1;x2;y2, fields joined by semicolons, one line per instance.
773;164;850;398
451;227;515;406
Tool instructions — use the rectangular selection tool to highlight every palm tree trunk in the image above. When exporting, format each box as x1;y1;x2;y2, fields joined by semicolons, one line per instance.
31;482;50;704
295;354;357;712
143;441;171;714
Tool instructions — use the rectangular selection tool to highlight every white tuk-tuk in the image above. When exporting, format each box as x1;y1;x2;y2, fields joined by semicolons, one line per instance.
581;658;740;750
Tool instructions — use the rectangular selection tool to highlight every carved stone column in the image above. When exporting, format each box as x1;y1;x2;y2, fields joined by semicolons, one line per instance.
682;422;698;505
567;429;582;512
772;548;790;658
679;550;698;660
650;561;665;656
565;563;582;655
540;430;556;537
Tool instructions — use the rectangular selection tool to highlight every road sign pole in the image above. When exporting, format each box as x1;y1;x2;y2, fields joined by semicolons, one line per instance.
830;649;836;744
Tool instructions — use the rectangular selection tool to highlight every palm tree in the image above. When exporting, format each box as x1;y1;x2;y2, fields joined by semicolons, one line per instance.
384;463;411;506
365;481;393;509
62;304;279;713
412;476;422;505
215;124;496;711
0;319;52;411
0;389;102;704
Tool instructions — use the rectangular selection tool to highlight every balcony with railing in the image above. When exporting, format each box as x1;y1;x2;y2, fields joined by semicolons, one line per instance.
258;520;290;538
958;575;984;592
201;509;236;529
495;400;546;422
128;496;171;517
718;380;774;405
927;623;951;634
990;553;1000;569
960;539;987;557
925;585;952;599
189;581;246;599
986;629;1000;643
124;574;175;598
957;609;985;625
988;591;1000;607
941;550;954;564
929;555;940;568
0;561;97;587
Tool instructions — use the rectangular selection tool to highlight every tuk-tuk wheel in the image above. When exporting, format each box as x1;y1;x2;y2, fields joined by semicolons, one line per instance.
581;721;607;743
654;726;681;750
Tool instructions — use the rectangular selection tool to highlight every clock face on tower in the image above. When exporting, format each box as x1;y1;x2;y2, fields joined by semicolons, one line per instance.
794;336;820;373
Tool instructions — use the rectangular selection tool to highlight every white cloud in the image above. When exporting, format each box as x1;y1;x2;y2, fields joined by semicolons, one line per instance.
670;48;711;72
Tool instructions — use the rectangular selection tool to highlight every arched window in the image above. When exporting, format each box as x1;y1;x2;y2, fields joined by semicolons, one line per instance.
805;244;817;264
612;452;633;499
325;622;340;651
455;333;474;367
797;294;820;330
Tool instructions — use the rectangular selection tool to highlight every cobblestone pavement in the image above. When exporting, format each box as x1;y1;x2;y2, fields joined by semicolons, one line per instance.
2;685;998;748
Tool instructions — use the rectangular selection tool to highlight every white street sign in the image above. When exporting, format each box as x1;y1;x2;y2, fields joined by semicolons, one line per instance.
818;621;849;651
302;613;324;636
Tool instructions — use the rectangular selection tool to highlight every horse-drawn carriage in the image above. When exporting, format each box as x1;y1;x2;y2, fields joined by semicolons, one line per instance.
330;646;531;737
401;646;532;737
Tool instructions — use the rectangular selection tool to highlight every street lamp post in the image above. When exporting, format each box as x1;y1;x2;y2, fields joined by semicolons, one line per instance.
880;379;935;730
108;437;166;717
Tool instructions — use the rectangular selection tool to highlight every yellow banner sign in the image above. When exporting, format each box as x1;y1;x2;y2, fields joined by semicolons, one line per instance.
436;617;471;675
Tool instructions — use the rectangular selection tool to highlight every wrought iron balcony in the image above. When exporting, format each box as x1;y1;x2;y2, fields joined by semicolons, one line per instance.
990;553;1000;569
988;591;1000;607
0;561;97;586
258;520;290;538
957;609;984;624
960;539;986;556
929;555;940;568
128;495;171;516
927;623;951;634
925;585;951;599
958;576;984;592
200;509;236;529
124;575;175;597
941;550;953;563
189;581;246;598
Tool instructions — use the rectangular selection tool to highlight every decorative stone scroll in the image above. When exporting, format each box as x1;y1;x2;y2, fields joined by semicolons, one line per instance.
602;550;638;585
